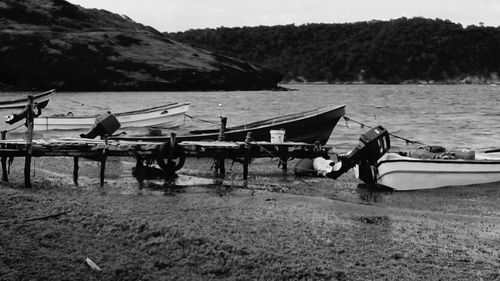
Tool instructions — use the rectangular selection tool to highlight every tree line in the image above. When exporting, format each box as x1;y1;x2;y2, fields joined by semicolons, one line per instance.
167;17;500;83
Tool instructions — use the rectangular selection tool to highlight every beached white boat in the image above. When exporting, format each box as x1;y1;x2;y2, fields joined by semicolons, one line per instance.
33;102;190;131
0;89;54;109
357;152;500;190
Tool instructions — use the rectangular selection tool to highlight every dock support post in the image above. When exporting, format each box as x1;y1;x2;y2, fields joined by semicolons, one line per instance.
214;117;227;177
217;157;226;176
243;156;249;180
243;132;252;181
100;157;106;187
167;132;177;180
135;157;144;189
278;146;288;173
1;130;8;182
280;157;288;173
24;95;34;188
73;157;79;186
163;133;178;193
99;136;108;188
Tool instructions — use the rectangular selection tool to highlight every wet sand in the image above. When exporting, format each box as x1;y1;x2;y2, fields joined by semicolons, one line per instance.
1;157;499;280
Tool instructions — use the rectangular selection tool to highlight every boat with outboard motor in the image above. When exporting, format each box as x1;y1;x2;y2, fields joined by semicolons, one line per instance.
354;142;500;191
33;102;190;131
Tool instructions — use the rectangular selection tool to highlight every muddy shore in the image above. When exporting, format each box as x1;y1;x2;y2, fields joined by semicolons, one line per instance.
1;156;499;280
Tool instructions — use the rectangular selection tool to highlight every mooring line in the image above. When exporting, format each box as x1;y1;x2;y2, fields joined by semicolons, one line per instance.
343;116;429;146
184;114;220;125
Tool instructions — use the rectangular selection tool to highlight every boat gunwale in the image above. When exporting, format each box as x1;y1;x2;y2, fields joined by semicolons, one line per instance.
376;157;500;168
35;102;190;120
0;89;55;105
114;102;190;117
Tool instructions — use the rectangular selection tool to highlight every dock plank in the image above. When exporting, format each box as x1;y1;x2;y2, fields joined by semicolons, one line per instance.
179;141;242;148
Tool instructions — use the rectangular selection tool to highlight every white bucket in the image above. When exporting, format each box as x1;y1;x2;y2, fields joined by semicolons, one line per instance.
270;129;285;143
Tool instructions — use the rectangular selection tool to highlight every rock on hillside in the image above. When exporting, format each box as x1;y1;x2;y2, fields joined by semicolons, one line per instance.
0;0;282;91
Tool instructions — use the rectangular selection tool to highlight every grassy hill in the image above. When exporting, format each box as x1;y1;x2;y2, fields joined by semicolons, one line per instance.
168;18;500;84
0;0;282;91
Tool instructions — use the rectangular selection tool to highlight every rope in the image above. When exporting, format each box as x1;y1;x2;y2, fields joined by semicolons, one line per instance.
184;114;220;125
62;98;108;110
342;116;429;146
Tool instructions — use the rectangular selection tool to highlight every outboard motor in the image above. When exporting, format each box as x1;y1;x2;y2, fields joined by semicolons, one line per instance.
80;113;121;139
328;125;390;179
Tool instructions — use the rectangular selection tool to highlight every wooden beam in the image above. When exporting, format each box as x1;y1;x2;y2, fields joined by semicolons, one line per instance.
278;146;288;173
134;157;144;189
243;132;252;181
100;156;106;187
73;157;79;186
215;117;227;177
1;130;8;182
24;95;34;188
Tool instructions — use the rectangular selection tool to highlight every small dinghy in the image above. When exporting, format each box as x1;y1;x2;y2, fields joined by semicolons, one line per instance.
356;146;500;191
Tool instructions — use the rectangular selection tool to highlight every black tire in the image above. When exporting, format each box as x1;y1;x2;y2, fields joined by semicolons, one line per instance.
156;141;185;171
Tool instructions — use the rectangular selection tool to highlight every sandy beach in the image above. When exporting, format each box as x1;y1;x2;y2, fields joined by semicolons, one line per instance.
1;156;499;280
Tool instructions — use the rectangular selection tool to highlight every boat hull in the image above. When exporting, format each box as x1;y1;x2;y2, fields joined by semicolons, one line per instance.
374;153;500;190
0;89;54;109
111;105;346;145
33;103;190;131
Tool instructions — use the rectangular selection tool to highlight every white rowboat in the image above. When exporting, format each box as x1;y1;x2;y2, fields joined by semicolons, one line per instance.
364;152;500;190
33;102;190;131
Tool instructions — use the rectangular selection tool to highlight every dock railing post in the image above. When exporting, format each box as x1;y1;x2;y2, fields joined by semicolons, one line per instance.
24;95;34;188
218;116;227;141
215;117;227;176
1;130;8;182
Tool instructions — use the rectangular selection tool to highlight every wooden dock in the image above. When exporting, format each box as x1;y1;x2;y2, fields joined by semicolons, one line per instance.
0;138;168;187
0;137;330;188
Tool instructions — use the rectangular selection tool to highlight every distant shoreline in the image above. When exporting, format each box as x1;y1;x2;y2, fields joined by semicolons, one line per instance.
281;78;500;86
2;80;499;93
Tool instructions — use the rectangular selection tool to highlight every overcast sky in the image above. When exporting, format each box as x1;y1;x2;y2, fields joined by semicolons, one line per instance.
67;0;500;32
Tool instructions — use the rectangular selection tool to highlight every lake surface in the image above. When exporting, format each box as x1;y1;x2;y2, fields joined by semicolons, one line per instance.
1;84;499;152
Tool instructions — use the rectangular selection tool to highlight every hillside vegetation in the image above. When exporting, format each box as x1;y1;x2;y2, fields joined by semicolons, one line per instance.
0;0;282;91
168;18;500;84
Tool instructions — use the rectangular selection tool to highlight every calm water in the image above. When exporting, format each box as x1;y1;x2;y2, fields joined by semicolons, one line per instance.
1;84;499;152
